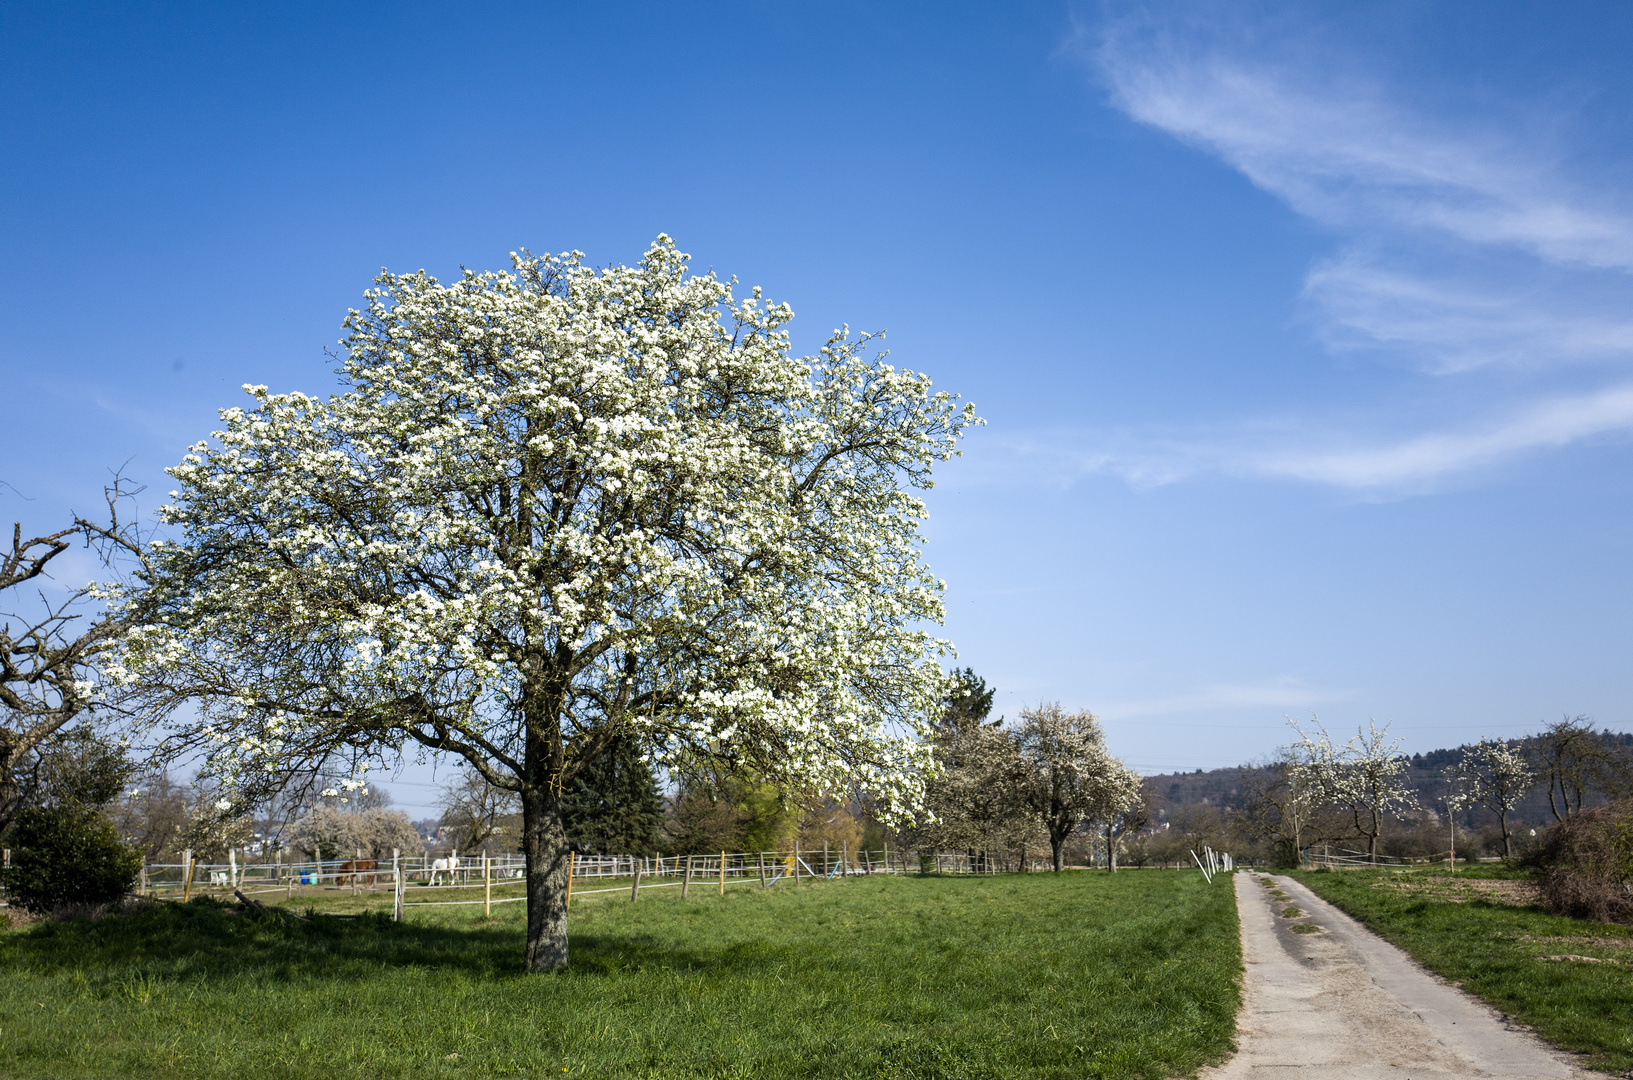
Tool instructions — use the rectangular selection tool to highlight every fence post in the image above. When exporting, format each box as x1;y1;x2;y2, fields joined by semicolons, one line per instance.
794;842;800;884
681;854;692;898
719;851;726;896
842;841;849;878
631;860;641;903
229;847;238;890
182;849;194;902
485;853;492;916
758;851;767;888
139;861;148;896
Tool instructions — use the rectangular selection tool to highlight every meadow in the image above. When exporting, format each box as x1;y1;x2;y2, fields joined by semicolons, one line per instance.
0;870;1240;1080
1293;866;1633;1075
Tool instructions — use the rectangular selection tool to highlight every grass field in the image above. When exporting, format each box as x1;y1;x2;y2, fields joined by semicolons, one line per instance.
1292;866;1633;1075
0;870;1241;1080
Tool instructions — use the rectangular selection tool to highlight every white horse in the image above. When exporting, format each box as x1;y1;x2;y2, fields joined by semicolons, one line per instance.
428;856;459;886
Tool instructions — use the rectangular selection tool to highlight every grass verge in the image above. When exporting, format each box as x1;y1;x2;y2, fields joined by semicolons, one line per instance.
1292;867;1633;1075
0;870;1240;1080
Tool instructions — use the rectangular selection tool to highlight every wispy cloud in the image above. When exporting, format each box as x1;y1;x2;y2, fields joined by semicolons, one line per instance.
1100;675;1349;720
1304;253;1633;374
1249;382;1633;486
1098;41;1633;272
985;381;1633;490
1048;8;1633;489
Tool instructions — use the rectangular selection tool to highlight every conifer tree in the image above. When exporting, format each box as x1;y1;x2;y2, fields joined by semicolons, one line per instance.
560;733;664;855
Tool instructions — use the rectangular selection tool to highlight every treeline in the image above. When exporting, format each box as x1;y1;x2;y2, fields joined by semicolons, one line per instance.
1148;716;1633;867
441;669;1152;874
3;662;1166;914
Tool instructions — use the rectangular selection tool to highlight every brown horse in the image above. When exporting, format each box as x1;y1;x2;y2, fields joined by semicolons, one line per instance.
336;859;378;886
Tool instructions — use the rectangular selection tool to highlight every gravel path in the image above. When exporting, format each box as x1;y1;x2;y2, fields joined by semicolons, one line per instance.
1202;872;1605;1080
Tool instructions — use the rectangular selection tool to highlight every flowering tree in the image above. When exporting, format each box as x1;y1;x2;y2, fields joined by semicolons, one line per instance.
1094;764;1148;873
289;804;421;862
119;237;978;969
1015;702;1138;872
1454;737;1535;859
914;718;1040;865
1293;716;1417;864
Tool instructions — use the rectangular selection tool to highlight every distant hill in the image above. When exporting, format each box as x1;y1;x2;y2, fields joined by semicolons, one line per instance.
1146;730;1633;830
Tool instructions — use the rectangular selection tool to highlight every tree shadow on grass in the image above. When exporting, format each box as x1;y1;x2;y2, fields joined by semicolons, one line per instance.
0;897;820;987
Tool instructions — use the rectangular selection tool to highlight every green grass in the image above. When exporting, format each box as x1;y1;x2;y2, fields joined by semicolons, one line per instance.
0;870;1241;1080
1292;868;1633;1074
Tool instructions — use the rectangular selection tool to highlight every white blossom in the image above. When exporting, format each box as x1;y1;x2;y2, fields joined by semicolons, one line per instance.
118;236;980;969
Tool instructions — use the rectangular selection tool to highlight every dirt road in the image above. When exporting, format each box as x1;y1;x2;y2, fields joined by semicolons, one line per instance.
1203;872;1603;1079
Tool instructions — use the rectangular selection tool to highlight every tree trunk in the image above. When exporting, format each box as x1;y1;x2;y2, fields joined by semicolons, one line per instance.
521;780;570;971
1106;825;1118;873
1499;811;1513;861
0;733;21;835
520;685;570;971
1051;833;1065;872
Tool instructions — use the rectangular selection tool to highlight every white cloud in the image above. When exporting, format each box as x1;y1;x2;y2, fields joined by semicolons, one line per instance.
1096;24;1633;272
980;380;1633;491
1304;253;1633;374
1100;675;1349;720
1248;383;1633;487
1047;8;1633;489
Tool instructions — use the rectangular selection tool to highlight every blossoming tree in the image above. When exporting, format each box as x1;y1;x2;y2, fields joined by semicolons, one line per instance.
1454;737;1535;859
120;237;979;969
1015;702;1142;872
1293;715;1418;864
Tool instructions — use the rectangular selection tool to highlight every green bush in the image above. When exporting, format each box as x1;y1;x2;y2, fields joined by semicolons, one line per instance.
2;803;142;913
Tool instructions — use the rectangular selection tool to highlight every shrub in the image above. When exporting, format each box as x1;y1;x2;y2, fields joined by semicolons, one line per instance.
1;803;143;913
1535;801;1633;925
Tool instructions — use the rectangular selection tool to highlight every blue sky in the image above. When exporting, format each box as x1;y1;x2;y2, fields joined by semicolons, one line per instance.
6;2;1633;814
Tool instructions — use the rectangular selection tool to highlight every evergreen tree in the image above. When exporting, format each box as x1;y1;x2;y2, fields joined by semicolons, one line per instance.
1;727;141;911
937;667;995;738
560;734;664;855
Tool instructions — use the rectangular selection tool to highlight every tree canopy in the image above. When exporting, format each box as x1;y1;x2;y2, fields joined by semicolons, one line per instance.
117;236;978;968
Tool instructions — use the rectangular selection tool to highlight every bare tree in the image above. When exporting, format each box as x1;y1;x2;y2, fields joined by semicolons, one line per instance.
1;476;151;833
1530;717;1613;822
1453;737;1535;859
438;767;522;853
110;771;192;860
1237;738;1323;867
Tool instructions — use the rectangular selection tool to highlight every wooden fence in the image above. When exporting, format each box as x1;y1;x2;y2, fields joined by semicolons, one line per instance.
1298;846;1460;869
1;841;1180;913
